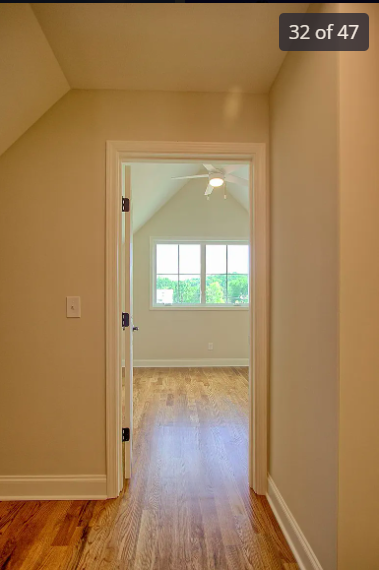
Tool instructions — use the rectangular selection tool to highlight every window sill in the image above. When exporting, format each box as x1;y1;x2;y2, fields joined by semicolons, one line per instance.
150;305;249;311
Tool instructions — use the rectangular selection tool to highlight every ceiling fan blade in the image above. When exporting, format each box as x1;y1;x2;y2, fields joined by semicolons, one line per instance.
171;174;209;180
203;164;216;172
222;164;242;175
225;173;249;187
204;185;214;196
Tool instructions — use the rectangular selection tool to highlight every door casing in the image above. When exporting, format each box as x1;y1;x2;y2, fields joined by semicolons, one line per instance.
105;141;268;498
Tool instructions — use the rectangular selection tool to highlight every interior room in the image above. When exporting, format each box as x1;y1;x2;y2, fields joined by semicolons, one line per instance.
130;161;250;367
120;161;253;566
0;4;378;570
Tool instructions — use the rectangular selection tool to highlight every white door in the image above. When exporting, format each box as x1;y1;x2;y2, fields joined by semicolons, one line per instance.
122;165;134;479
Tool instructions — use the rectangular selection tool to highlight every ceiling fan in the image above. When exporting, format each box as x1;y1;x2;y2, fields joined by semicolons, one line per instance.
171;164;248;197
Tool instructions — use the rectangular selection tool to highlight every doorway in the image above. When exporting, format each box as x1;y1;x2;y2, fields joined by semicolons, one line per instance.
105;142;268;499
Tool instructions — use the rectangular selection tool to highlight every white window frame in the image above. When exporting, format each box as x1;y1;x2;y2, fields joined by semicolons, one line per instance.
151;237;249;310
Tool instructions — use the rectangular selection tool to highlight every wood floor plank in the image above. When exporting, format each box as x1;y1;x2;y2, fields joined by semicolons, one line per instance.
0;367;298;570
18;501;71;570
0;501;56;569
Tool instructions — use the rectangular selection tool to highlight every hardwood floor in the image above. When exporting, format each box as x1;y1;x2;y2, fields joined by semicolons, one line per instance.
0;367;298;569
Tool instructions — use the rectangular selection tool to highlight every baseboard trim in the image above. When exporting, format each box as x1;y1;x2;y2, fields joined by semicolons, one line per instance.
0;474;107;501
267;476;323;570
133;358;249;368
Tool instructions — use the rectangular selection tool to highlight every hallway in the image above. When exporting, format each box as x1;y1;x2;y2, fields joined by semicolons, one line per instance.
0;367;297;569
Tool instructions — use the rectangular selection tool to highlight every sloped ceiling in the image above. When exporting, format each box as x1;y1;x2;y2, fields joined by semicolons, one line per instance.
130;162;249;234
227;165;249;211
0;4;69;157
31;3;309;93
0;3;310;156
131;163;201;233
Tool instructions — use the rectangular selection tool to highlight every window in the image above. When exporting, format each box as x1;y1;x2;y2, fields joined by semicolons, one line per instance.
152;240;249;308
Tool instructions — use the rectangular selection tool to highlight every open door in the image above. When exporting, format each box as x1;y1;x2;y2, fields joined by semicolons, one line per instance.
122;165;134;480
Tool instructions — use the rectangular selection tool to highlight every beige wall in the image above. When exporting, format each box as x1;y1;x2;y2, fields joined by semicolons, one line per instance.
269;4;339;569
0;90;268;477
133;177;249;363
338;4;379;568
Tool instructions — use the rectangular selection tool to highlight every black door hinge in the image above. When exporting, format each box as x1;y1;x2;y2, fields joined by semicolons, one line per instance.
122;312;129;328
122;427;130;442
122;197;130;212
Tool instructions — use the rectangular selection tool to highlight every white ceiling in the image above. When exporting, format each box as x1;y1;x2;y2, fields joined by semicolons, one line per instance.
131;163;200;233
31;3;309;93
130;162;249;234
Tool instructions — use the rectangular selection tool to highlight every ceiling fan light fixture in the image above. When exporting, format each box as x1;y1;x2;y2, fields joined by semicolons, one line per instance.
209;175;224;187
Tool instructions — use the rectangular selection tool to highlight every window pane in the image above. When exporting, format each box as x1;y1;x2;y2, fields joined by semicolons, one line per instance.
156;244;178;274
227;275;249;305
156;275;178;304
178;275;201;304
179;244;201;274
206;245;226;274
154;241;249;307
206;275;226;304
228;245;249;274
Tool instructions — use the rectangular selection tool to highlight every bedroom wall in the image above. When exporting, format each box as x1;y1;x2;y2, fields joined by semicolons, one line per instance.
133;176;249;364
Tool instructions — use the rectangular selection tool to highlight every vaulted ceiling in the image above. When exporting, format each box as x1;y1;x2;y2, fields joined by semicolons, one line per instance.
0;3;69;157
130;162;249;233
0;3;309;157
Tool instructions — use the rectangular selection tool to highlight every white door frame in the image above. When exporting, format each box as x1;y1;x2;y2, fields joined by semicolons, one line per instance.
105;141;269;498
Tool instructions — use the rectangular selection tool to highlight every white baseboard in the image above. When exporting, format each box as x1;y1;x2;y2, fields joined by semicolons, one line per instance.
0;474;107;501
133;358;249;368
267;476;323;570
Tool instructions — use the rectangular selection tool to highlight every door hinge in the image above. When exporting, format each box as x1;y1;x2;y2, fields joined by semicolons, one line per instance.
122;197;130;212
122;312;129;328
122;427;130;442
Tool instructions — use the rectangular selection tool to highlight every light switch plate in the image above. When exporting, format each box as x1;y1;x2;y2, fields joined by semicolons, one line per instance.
66;296;81;318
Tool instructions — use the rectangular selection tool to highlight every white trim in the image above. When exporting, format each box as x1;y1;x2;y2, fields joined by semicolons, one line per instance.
249;143;269;495
106;141;123;498
133;359;249;368
106;141;269;497
0;475;107;501
149;306;249;311
150;235;249;242
267;476;323;570
201;242;206;304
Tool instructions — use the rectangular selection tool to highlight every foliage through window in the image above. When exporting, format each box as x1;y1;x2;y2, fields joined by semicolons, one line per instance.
153;241;249;307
